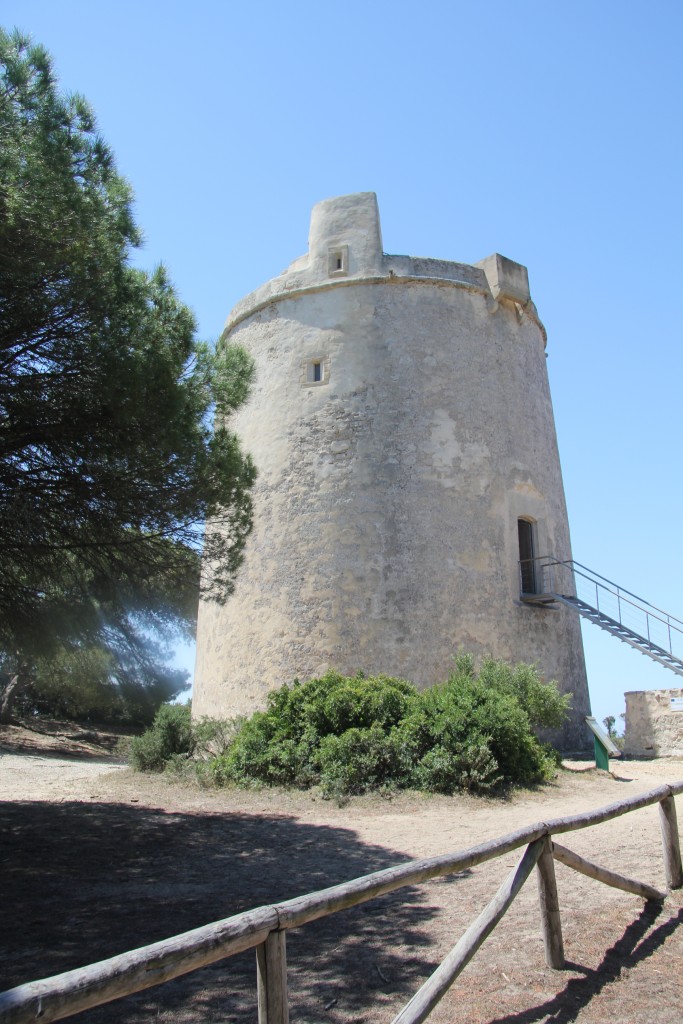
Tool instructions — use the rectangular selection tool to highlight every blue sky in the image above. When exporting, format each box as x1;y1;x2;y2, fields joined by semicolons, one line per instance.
4;0;682;728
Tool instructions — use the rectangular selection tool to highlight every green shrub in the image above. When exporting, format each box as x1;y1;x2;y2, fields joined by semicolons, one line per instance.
309;673;417;734
212;672;416;789
411;741;500;794
395;673;555;792
192;715;245;761
129;702;194;771
213;710;318;787
317;724;406;798
129;661;569;793
471;655;571;729
129;704;243;774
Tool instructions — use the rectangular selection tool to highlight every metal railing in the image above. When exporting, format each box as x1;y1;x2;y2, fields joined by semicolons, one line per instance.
519;557;683;662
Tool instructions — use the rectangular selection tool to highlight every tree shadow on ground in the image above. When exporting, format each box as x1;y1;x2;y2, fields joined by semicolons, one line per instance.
0;799;446;1022
487;901;683;1024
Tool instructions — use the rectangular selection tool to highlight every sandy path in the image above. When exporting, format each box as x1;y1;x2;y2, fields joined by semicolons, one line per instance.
3;746;680;855
0;750;127;800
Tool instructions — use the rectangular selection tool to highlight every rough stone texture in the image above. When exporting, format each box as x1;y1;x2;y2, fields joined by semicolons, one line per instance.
624;687;683;757
194;193;591;748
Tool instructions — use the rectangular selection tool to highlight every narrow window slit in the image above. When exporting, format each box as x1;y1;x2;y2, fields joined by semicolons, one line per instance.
328;246;348;276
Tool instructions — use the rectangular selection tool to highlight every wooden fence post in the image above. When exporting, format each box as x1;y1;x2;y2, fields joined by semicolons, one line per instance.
391;839;544;1024
256;931;289;1024
659;794;683;889
536;836;564;968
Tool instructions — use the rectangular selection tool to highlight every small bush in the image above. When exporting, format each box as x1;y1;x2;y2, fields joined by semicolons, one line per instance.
192;715;245;761
129;703;194;771
213;710;315;787
129;705;242;774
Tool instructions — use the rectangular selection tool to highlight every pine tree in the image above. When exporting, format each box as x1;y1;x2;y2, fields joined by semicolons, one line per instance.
0;30;255;720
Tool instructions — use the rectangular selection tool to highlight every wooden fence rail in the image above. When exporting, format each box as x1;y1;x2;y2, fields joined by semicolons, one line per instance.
1;781;681;1024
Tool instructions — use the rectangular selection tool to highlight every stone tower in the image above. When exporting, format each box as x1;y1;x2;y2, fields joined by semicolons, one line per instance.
194;192;590;747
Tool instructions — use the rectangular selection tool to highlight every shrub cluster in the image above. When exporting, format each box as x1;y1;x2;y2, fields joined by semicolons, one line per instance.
128;702;241;773
131;657;570;796
128;703;195;771
210;673;416;795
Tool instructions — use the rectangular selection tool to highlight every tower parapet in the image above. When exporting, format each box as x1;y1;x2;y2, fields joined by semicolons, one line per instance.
225;192;545;342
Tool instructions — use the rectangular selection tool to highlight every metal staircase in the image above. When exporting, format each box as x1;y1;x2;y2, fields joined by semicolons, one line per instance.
519;557;683;678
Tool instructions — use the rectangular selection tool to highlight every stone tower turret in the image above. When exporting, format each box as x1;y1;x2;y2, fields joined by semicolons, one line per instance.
193;193;590;748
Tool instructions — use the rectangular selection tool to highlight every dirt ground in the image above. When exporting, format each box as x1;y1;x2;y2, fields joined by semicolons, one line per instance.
1;722;682;1024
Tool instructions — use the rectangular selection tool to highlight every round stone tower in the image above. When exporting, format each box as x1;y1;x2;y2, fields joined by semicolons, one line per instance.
194;192;590;747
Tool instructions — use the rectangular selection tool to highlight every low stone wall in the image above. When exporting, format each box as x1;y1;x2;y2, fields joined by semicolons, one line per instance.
624;687;683;757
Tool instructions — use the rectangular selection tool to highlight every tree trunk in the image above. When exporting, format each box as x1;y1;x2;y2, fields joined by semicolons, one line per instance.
0;666;29;723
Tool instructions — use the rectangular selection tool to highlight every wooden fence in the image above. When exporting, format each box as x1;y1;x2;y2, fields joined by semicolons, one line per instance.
1;782;681;1024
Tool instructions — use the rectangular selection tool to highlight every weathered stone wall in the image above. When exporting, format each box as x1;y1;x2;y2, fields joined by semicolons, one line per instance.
193;193;591;748
624;688;683;757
